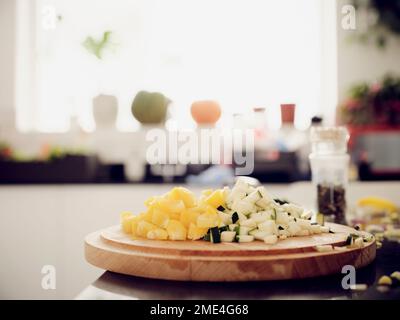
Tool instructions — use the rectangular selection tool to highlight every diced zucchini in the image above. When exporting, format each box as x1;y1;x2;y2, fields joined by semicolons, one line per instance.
221;231;236;242
296;218;311;229
203;233;211;241
209;227;221;243
231;212;239;224
253;231;270;241
274;198;289;205
271;208;277;221
258;220;277;234
288;221;301;236
300;210;313;220
228;224;237;231
238;226;251;235
320;226;330;233
314;245;333;252
231;200;255;216
276;211;290;225
250;212;269;223
254;187;274;209
263;234;278;244
236;235;254;243
237;212;247;222
310;225;322;234
239;218;257;229
345;234;353;246
249;229;259;236
278;229;290;237
242;190;261;205
354;237;364;248
226;180;248;204
281;203;303;218
218;212;232;225
297;229;310;236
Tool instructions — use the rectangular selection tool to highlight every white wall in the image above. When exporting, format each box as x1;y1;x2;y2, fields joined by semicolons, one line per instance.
0;0;16;115
1;1;400;140
337;0;400;103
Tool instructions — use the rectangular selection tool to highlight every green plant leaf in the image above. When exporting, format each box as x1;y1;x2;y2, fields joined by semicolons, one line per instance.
82;31;112;59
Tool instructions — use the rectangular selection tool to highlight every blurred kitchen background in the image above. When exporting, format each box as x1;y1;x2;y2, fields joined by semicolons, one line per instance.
0;0;399;299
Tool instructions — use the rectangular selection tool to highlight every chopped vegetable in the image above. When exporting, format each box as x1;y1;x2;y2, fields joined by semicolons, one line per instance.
228;224;237;231
350;284;368;291
236;235;254;243
221;231;236;242
232;212;239;224
354;237;364;248
263;235;278;244
320;226;330;233
378;275;392;286
210;227;221;243
238;226;251;235
240;219;257;228
121;177;338;245
334;246;348;251
390;271;400;281
314;245;333;252
274;198;289;205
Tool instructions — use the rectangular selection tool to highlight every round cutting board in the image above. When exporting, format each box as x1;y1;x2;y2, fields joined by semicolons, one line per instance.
84;223;376;281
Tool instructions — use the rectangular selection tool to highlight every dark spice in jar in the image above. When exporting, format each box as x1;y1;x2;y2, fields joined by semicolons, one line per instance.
317;183;346;224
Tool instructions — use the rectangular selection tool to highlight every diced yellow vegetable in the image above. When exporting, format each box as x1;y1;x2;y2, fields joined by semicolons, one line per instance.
121;211;133;220
168;187;197;208
131;217;139;236
166;220;187;240
391;271;400;281
205;205;218;215
204;189;225;208
197;212;221;228
136;221;158;238
141;209;153;223
144;196;156;208
180;208;200;228
357;197;397;213
201;189;214;196
151;208;170;228
378;275;392;286
188;223;208;240
154;198;185;215
147;228;168;240
120;211;134;234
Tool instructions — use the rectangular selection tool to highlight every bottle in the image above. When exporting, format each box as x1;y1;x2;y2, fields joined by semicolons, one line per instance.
309;127;350;225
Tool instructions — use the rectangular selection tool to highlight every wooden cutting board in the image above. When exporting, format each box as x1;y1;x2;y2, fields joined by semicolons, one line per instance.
84;223;376;281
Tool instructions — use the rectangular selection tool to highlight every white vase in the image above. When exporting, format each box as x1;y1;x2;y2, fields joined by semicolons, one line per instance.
92;94;118;129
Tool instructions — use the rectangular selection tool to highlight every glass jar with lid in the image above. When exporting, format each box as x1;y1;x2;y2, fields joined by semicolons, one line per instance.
309;127;350;224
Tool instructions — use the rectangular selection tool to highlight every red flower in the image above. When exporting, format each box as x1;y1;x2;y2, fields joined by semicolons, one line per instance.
345;98;361;110
370;83;381;94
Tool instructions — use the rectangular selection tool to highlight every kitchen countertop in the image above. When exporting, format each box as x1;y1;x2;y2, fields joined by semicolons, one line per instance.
75;181;400;300
1;181;399;299
76;239;400;300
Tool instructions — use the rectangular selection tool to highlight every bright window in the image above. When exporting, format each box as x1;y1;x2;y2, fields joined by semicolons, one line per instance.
15;0;337;132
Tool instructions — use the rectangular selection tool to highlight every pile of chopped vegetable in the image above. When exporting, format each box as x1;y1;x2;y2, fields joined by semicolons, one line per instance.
120;178;341;244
